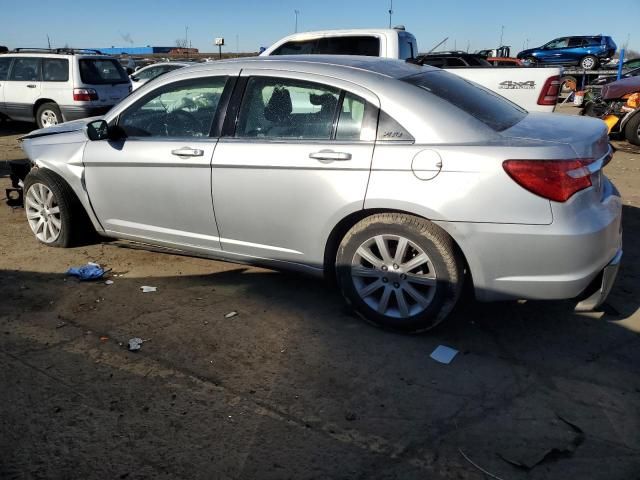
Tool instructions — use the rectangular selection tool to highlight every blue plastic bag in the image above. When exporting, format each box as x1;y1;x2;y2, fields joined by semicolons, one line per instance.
66;263;105;281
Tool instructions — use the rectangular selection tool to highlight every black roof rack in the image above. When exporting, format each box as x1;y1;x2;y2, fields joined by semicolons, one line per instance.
11;48;104;55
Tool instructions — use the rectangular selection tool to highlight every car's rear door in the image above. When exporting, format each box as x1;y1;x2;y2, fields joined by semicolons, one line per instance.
3;56;42;121
83;73;234;251
0;56;13;115
210;70;379;267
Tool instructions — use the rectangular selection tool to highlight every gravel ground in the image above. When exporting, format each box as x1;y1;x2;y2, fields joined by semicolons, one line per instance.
1;110;639;479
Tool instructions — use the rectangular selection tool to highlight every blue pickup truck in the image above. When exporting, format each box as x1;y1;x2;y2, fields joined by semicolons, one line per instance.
517;36;617;70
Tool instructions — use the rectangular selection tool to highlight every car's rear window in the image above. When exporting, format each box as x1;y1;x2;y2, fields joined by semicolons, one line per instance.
402;70;527;131
79;59;129;84
271;36;380;56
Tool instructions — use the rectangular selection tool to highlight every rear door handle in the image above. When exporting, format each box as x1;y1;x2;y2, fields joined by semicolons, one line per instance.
171;147;204;157
27;84;37;88
309;150;352;161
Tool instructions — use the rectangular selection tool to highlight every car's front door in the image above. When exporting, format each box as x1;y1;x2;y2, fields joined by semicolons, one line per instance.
4;56;42;122
210;71;379;268
541;37;569;64
83;75;231;251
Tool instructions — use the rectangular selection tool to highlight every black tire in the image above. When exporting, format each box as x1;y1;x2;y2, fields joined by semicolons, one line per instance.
36;102;62;129
580;55;598;70
23;168;92;247
624;113;640;146
335;213;464;333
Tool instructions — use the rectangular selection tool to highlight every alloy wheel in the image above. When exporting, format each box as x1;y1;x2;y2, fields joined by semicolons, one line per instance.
40;110;59;127
351;234;437;318
25;183;62;243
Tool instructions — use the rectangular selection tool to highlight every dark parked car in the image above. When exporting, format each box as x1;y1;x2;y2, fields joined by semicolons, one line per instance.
590;67;640;86
415;52;492;68
517;36;617;70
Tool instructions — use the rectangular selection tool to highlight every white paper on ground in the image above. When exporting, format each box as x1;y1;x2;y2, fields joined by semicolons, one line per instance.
430;345;459;364
140;286;157;293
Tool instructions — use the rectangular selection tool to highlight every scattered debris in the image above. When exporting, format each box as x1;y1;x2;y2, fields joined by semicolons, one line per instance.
224;311;238;318
100;336;109;342
55;321;67;329
345;412;358;422
66;263;107;281
459;448;505;480
105;280;114;285
498;415;585;471
430;345;459;364
140;286;157;293
128;337;145;351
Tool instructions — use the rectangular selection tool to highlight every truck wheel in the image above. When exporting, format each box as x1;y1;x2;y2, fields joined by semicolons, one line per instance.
580;56;598;70
623;113;640;146
335;213;464;333
36;102;62;129
24;169;92;247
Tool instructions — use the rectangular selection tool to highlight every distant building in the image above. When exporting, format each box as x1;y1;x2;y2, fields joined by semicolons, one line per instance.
96;46;199;55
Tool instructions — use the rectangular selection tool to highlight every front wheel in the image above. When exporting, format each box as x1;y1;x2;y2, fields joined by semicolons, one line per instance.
624;112;640;146
336;213;464;333
24;169;90;247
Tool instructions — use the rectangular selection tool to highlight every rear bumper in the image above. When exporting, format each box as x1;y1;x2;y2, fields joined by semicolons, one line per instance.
575;248;622;311
60;105;114;122
435;184;623;302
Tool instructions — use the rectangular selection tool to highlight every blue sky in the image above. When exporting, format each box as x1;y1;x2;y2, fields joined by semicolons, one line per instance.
1;0;638;55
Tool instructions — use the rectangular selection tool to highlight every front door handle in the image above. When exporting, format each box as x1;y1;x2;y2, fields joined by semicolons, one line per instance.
27;84;37;88
171;147;204;157
309;150;352;161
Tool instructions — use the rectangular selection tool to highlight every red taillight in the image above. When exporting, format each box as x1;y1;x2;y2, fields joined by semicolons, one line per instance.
73;88;98;101
503;159;594;202
537;75;561;106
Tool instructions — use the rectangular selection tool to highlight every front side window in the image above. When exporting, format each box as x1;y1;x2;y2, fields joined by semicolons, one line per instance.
43;58;69;82
119;77;227;138
9;57;41;81
0;57;12;81
79;59;129;85
544;38;569;49
403;70;527;132
236;77;340;139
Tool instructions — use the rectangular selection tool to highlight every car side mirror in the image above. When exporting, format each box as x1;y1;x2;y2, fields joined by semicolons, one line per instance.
86;120;109;141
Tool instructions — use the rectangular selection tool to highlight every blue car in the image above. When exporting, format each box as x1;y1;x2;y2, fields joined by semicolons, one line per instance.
517;36;617;70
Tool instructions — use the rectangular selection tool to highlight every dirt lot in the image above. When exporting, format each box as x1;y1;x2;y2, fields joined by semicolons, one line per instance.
1;109;639;480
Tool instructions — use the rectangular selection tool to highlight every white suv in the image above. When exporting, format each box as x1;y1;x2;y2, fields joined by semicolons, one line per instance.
0;48;131;128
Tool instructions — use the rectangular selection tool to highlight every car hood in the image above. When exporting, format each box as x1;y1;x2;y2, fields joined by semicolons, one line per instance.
19;116;102;141
501;112;610;159
601;76;640;100
516;48;537;58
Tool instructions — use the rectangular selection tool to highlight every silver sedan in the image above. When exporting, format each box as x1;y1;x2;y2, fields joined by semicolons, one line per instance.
19;55;622;332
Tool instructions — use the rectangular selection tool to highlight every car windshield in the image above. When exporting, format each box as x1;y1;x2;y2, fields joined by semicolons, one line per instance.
402;70;527;131
79;59;129;85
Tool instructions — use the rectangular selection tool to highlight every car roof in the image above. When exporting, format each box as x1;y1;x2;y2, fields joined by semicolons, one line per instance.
268;28;411;41
186;55;431;79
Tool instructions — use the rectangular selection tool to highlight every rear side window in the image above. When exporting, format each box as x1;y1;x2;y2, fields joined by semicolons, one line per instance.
271;36;380;56
403;70;527;131
398;33;416;60
9;57;41;81
568;38;584;47
79;59;129;84
43;58;69;82
584;37;602;46
0;57;12;80
445;58;466;67
335;92;367;141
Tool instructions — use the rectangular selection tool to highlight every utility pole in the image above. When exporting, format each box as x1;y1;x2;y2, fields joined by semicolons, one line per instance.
294;10;300;33
499;25;504;46
47;34;51;49
185;26;189;48
236;34;239;54
388;0;393;28
466;40;470;53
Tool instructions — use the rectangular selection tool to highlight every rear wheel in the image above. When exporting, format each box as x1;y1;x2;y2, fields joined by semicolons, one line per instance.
623;113;640;146
335;213;464;333
36;102;62;129
580;55;598;70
